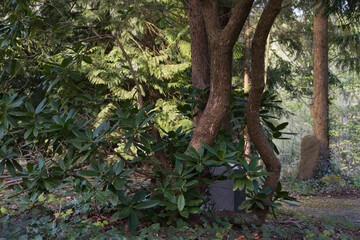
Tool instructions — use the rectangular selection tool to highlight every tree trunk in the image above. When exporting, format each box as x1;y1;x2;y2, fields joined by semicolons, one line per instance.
246;0;283;225
189;0;210;129
244;17;251;162
312;0;330;175
189;0;254;150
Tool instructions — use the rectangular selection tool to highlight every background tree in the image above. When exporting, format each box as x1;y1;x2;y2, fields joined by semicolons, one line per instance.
312;0;330;175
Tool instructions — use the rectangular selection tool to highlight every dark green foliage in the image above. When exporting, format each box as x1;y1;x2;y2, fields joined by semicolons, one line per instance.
0;83;293;231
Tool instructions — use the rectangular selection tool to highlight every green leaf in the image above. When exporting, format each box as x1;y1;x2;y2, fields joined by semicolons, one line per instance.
260;186;273;195
27;163;33;173
179;209;189;218
187;146;199;158
263;120;276;131
175;159;183;175
0;161;5;175
177;194;185;211
139;113;155;127
52;115;64;126
114;179;125;190
48;75;61;93
96;192;108;204
188;207;201;214
224;151;237;158
195;164;204;173
187;199;203;206
78;170;99;177
119;169;134;177
81;151;91;162
83;56;92;64
8;98;24;108
93;121;105;138
58;159;65;170
275;122;289;131
79;143;91;153
135;109;144;126
132;191;146;203
174;152;193;161
239;200;251;210
200;142;218;157
108;192;119;206
38;157;45;169
273;132;282;138
134;200;159;209
164;191;176;204
124;137;134;151
35;98;47;114
0;126;4;139
24;128;33;139
6;161;15;177
249;158;258;170
118;207;131;218
255;201;265;209
12;160;23;172
98;158;105;172
233;179;242;191
128;211;138;232
113;160;125;175
33;128;39;137
184;180;198;188
25;102;35;113
273;144;279;154
110;211;121;223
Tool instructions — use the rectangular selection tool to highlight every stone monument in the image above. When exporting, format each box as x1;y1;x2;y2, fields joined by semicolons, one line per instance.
297;135;320;179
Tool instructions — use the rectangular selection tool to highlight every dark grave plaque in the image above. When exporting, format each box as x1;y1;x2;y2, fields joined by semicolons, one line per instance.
209;166;245;212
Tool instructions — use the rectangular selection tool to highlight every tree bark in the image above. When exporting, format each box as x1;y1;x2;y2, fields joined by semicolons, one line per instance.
312;0;330;175
246;0;283;225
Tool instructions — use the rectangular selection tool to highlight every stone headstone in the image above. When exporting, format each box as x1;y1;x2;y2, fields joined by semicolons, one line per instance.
297;135;320;179
209;167;245;212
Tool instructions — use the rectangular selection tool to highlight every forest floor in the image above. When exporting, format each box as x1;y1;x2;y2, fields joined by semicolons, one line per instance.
281;187;360;226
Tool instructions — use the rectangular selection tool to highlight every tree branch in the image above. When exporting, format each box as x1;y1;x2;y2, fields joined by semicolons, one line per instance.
223;0;254;46
114;33;144;108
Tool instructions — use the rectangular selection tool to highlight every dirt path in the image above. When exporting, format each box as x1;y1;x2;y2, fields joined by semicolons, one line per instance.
281;195;360;225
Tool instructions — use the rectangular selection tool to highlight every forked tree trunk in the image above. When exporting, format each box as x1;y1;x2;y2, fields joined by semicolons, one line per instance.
189;0;254;150
246;0;283;225
312;0;330;175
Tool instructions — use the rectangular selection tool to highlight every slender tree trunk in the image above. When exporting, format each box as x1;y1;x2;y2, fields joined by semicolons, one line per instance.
312;0;330;175
246;0;283;225
244;17;251;162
